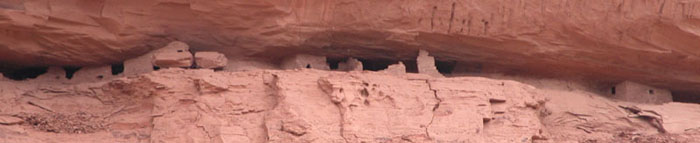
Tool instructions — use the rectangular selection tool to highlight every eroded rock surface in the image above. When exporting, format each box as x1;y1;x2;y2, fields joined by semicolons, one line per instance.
2;69;698;142
0;69;540;142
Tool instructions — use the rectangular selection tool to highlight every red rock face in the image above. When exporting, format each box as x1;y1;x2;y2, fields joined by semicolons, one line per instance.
3;69;700;142
0;69;549;142
1;0;700;92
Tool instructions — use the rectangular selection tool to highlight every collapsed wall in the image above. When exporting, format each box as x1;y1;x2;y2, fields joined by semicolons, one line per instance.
34;67;66;81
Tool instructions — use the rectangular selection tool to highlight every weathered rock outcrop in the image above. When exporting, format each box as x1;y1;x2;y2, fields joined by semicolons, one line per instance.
3;69;700;142
0;69;542;142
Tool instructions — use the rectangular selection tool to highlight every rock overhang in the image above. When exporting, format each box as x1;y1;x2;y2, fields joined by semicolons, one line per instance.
0;0;700;96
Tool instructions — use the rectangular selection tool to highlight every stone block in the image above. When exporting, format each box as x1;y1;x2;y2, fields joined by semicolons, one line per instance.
125;41;191;75
417;50;443;77
124;54;153;76
194;51;227;69
152;52;193;68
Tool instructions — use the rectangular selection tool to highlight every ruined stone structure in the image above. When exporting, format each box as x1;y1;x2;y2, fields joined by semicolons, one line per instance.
382;62;406;75
72;66;113;81
35;67;66;81
280;54;330;70
152;52;193;68
123;53;155;76
337;58;363;71
612;81;673;104
123;41;190;76
151;41;193;68
417;50;443;77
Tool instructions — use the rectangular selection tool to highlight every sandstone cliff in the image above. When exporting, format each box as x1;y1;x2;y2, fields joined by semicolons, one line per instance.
2;1;700;142
1;69;700;142
1;0;700;95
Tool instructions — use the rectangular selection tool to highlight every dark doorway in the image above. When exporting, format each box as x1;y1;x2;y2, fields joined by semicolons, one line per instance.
326;57;345;70
611;86;616;95
111;63;124;75
357;58;398;71
402;60;418;73
63;66;81;79
435;60;457;74
1;67;48;80
672;92;700;104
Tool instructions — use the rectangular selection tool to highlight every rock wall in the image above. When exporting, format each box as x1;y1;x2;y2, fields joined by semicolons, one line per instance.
0;69;549;143
3;69;700;142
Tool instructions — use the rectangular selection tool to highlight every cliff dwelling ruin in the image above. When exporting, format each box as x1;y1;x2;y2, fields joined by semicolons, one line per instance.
610;81;673;104
1;40;695;106
2;39;700;143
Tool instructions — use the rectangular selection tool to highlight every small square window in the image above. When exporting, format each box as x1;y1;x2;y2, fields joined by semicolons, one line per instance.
611;87;616;95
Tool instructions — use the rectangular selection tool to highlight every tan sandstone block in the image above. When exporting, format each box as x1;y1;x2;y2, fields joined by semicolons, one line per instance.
195;51;227;69
417;50;443;77
152;52;193;68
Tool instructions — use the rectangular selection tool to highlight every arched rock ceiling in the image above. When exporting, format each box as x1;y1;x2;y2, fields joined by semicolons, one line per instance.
1;0;700;93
